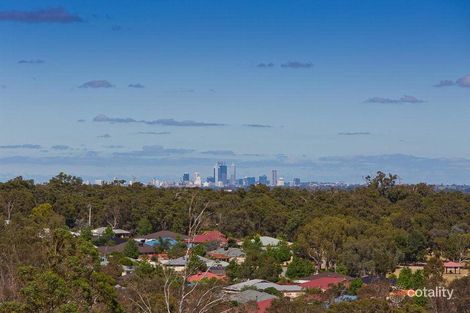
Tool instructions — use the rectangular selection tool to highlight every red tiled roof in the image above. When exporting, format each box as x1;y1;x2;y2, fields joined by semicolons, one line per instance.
299;277;346;290
187;272;226;282
191;231;227;244
256;299;274;313
444;261;463;268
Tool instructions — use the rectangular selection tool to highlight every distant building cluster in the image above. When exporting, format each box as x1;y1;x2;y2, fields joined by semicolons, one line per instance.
86;160;350;189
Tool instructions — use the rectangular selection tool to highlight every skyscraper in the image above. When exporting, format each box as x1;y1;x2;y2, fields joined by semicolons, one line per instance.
213;162;228;185
230;163;237;185
217;162;228;184
193;172;202;187
258;175;268;185
182;173;190;183
271;170;278;186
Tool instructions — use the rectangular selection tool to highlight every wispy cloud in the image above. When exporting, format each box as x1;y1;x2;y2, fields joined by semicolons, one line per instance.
0;144;41;149
457;75;470;88
365;95;425;104
244;124;272;128
256;62;313;69
79;80;114;88
103;145;124;149
18;59;45;64
114;145;194;157
433;75;470;88
201;150;236;156
433;80;455;87
280;61;313;69
338;132;371;136
51;145;71;150
128;83;145;88
0;7;83;23
93;114;225;127
256;62;275;68
77;119;85;123
135;131;171;135
97;134;111;138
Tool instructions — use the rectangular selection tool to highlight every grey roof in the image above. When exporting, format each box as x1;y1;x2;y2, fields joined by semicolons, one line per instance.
166;256;229;268
225;279;302;292
258;236;280;246
229;290;277;304
92;227;130;236
224;279;267;291
210;247;245;258
254;282;302;292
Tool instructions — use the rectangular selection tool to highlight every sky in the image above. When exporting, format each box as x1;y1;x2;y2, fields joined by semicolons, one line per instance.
0;0;470;184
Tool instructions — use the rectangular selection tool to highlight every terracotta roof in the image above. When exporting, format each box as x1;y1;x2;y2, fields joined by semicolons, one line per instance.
256;299;274;313
299;277;346;290
187;272;226;282
191;230;227;244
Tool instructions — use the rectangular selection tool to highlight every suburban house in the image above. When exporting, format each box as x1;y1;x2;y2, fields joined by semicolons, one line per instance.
224;279;304;298
258;236;280;247
136;230;188;241
299;276;349;291
295;272;353;284
208;247;245;264
228;289;277;304
97;240;155;256
187;272;226;283
190;230;228;247
134;230;187;248
162;255;229;273
444;261;464;274
92;227;131;239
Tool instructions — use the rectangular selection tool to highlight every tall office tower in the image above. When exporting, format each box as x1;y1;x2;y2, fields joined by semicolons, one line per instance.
271;170;278;186
244;176;256;186
258;175;268;185
213;163;218;182
230;163;237;185
217;162;228;184
182;173;190;183
293;178;301;186
193;172;202;187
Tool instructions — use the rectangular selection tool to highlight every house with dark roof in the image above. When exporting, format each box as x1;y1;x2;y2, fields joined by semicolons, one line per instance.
97;240;156;256
137;230;188;241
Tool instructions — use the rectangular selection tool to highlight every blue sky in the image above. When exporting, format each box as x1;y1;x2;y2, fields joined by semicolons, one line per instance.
1;0;469;183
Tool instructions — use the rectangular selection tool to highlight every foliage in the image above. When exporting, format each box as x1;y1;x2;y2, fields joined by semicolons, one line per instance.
136;217;153;235
286;257;315;279
123;240;139;259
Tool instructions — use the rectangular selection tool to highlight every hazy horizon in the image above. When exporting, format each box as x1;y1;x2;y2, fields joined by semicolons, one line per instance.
1;0;469;184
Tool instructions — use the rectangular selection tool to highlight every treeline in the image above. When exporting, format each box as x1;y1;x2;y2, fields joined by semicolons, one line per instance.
0;172;469;313
1;172;468;264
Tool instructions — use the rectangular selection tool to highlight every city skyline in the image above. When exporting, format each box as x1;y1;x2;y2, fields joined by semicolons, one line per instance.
1;1;470;184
